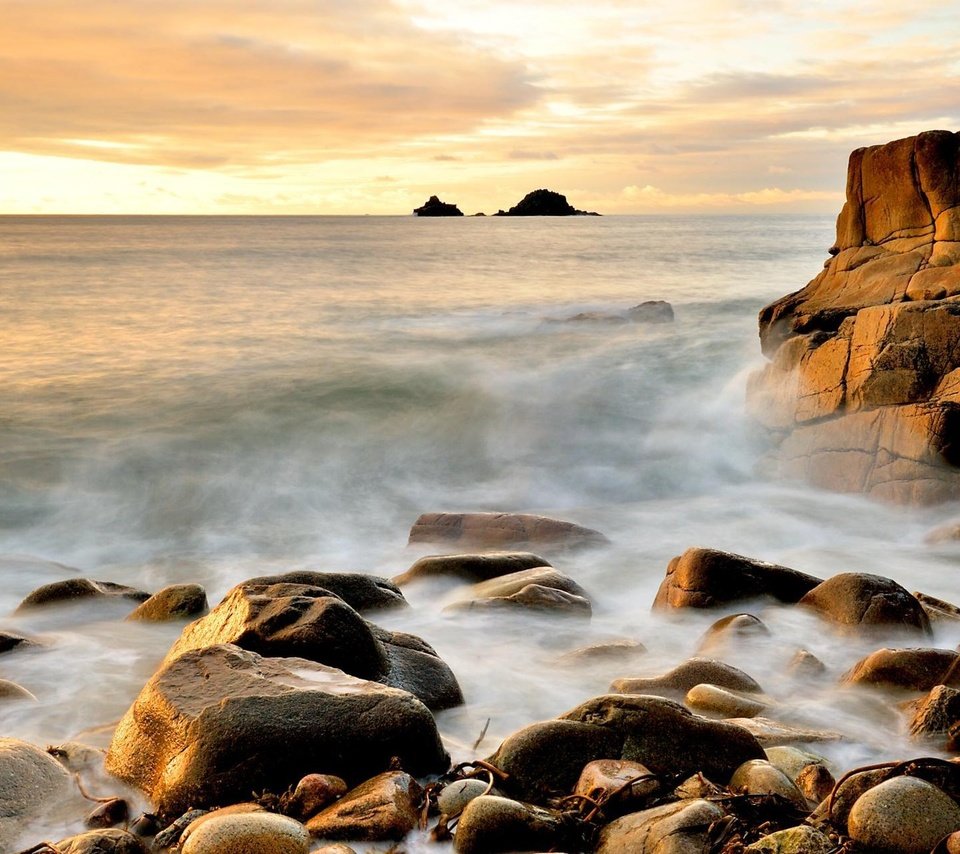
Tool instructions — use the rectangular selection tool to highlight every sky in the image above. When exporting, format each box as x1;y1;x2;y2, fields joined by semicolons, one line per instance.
2;0;958;215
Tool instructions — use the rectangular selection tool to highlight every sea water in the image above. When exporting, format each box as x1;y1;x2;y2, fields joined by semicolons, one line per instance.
2;214;960;844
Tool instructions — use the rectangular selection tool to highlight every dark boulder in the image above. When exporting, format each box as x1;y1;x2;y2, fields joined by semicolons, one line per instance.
240;571;407;612
16;578;150;611
393;552;551;586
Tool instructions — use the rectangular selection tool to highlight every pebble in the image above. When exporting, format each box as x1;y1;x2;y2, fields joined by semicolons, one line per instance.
847;775;960;852
180;812;309;854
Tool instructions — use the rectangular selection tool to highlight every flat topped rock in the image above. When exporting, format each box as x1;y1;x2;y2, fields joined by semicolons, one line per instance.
408;512;608;550
105;644;449;818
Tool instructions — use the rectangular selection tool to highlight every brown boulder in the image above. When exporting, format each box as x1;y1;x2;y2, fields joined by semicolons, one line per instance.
909;685;960;740
843;647;960;691
453;795;568;854
408;511;608;550
162;581;462;710
104;644;449;818
610;657;763;697
799;573;930;632
393;552;551;586
748;131;960;505
240;571;407;611
305;771;422;841
127;583;208;621
574;759;660;816
596;799;725;854
653;548;821;609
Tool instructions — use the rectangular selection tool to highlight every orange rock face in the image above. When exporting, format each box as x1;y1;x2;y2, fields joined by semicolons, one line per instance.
749;130;960;504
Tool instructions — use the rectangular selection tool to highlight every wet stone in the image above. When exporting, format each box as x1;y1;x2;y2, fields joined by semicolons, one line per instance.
685;683;770;718
305;771;423;841
799;572;930;633
16;578;150;611
729;759;808;809
447;567;593;616
744;824;834;853
0;679;36;702
910;684;960;739
556;638;646;666
596;798;725;854
452;795;567;854
796;762;835;804
610;657;763;698
180;811;310;854
725;716;843;746
786;648;826;678
763;746;828;782
56;828;147;854
0;631;33;654
843;646;960;691
696;613;770;655
409;511;609;551
393;551;551;585
438;778;492;817
127;583;208;621
847;775;960;853
574;759;660;816
283;773;348;821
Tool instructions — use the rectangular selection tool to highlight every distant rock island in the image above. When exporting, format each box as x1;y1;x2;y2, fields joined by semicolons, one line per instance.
495;189;600;216
413;196;463;217
412;189;599;217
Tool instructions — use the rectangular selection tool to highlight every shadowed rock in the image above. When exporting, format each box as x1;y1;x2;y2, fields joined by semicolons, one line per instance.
393;552;551;586
493;189;599;216
413;195;463;216
240;571;407;612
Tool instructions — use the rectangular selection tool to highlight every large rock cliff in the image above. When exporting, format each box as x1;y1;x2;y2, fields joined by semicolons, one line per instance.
748;130;960;504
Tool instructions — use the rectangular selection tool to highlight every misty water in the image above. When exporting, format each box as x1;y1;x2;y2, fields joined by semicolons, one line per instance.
3;214;960;846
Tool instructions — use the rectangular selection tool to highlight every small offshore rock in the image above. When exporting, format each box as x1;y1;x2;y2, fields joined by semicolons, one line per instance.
799;572;930;632
627;300;674;323
610;657;762;697
438;778;491;817
285;773;348;820
843;646;960;690
847;775;960;852
127;583;207;621
413;195;463;216
556;639;646;666
596;798;725;854
180;812;310;854
408;511;608;550
574;759;659;816
16;578;150;611
56;828;146;854
495;188;598;217
744;824;834;853
653;547;821;609
685;683;770;718
393;552;550;585
696;613;770;655
725;716;843;746
453;795;567;854
910;684;960;739
305;771;422;841
729;759;808;809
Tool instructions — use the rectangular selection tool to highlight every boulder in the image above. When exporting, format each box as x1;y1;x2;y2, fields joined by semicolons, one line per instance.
610;657;763;697
0;737;75;850
413;195;463;217
493;189;599;216
763;746;829;782
488;696;763;803
653;548;821;609
239;571;407;612
408;511;608;550
843;647;960;690
162;581;462;710
748;131;960;505
799;572;930;632
104;644;449;818
127;583;208;621
847;775;960;852
181;812;309;854
305;771;422;841
16;578;149;611
393;552;551;586
596;799;725;854
810;766;888;829
56;829;147;854
453;795;568;853
447;567;592;616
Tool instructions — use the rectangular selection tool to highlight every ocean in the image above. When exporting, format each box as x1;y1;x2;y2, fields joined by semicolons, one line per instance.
2;214;959;844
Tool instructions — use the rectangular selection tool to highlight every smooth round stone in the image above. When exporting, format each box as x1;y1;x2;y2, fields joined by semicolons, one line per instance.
848;776;960;853
729;759;807;809
180;812;309;854
685;683;768;718
438;778;491;816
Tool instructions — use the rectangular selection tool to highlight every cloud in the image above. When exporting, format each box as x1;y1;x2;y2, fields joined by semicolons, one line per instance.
507;150;560;160
621;184;842;209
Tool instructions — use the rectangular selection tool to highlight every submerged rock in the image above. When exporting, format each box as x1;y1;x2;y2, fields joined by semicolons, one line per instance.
16;578;149;611
843;646;960;690
105;644;449;818
696;613;770;656
0;630;33;653
556;638;647;666
747;130;960;505
408;511;608;550
413;195;463;216
393;551;550;585
653;547;821;609
610;657;763;697
799;573;930;632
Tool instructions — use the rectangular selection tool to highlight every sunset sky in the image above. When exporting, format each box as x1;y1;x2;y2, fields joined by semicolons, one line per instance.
3;0;958;215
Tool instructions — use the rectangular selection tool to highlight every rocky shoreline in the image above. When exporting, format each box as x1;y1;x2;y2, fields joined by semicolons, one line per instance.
5;511;960;852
